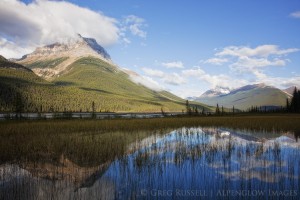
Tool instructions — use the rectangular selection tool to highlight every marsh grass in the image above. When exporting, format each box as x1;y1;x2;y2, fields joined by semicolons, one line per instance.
1;114;300;134
0;114;299;167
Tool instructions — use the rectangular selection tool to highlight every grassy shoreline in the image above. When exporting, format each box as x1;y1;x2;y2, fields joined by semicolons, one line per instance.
1;114;300;134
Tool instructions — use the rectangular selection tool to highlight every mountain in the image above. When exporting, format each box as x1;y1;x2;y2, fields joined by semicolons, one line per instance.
283;86;298;96
195;83;291;110
16;34;112;80
0;37;212;113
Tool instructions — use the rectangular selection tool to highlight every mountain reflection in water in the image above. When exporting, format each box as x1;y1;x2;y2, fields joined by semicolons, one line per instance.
1;127;300;199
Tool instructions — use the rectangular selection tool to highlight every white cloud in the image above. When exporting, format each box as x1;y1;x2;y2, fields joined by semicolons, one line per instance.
182;68;205;77
128;73;163;91
161;61;184;68
182;67;248;89
163;73;186;85
123;15;147;38
231;57;286;69
204;58;228;65
290;11;300;18
0;0;120;58
212;45;299;79
256;74;300;89
216;45;299;58
122;38;131;45
142;68;164;77
142;67;185;85
0;38;32;59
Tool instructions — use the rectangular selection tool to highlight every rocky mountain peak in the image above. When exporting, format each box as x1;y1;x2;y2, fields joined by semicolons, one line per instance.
21;34;111;61
79;34;111;60
16;34;113;80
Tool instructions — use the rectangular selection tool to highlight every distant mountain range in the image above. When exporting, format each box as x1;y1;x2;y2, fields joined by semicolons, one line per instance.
0;35;211;113
192;83;295;110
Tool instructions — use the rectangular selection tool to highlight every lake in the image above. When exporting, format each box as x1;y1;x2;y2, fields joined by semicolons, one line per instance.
1;126;300;199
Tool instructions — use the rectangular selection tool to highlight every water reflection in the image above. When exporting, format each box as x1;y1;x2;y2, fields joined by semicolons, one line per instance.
1;127;300;199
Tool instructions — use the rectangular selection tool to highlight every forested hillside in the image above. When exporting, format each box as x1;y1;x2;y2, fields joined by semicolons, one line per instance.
0;57;212;113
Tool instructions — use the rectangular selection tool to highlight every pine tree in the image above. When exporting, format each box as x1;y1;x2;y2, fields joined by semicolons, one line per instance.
286;98;290;112
195;107;199;114
92;101;96;118
15;93;23;119
92;101;96;112
161;107;165;116
297;90;300;112
216;104;220;115
290;87;298;112
186;100;192;115
186;100;190;114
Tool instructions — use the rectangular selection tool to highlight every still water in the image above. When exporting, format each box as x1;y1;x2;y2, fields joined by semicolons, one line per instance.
1;127;300;199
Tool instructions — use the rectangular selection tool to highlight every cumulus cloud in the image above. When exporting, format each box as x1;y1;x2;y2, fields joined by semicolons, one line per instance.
182;67;248;89
128;73;163;91
255;73;300;89
0;0;120;58
163;73;186;85
0;38;33;59
142;67;186;85
290;11;300;18
142;68;164;77
122;38;131;45
216;45;298;58
161;61;184;68
123;15;147;38
231;57;286;69
204;58;228;65
211;45;299;78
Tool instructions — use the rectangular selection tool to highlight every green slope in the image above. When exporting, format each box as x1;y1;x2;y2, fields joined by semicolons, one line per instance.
24;57;69;69
53;57;211;112
197;86;290;110
0;56;32;72
0;56;212;113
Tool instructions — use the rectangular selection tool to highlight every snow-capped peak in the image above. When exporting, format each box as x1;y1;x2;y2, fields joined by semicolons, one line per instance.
200;86;231;98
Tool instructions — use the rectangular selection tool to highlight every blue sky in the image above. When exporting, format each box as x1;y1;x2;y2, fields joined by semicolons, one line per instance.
1;0;300;97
